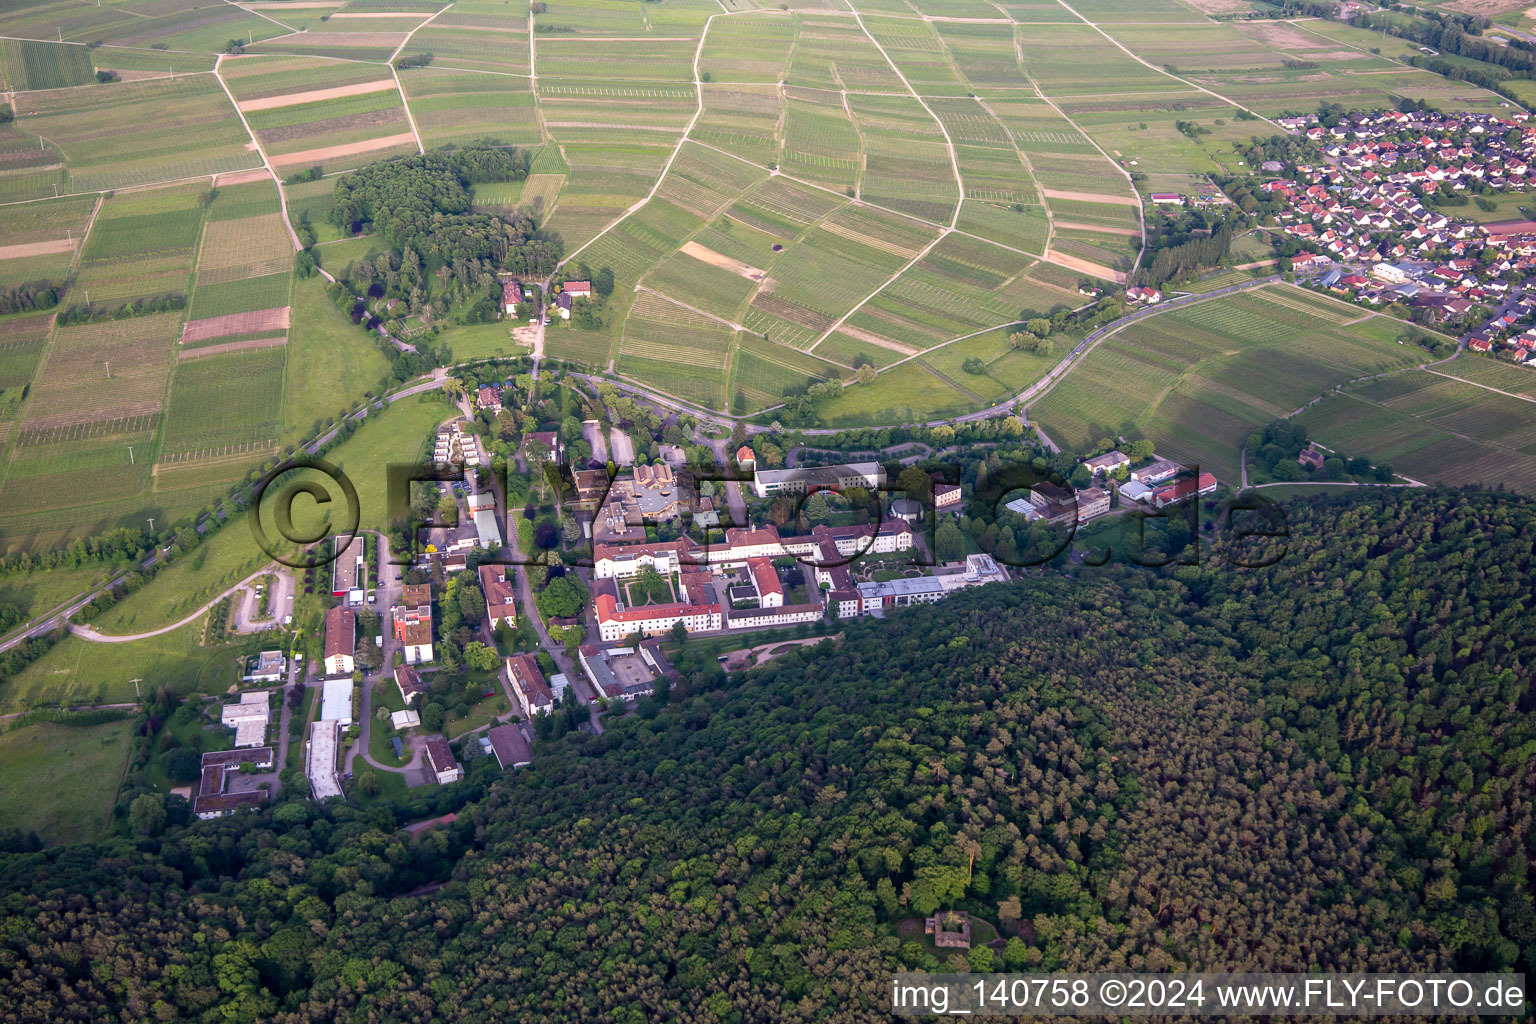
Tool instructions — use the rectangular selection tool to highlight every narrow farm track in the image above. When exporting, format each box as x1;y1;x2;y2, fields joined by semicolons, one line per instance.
211;53;304;253
555;8;755;271
388;3;454;154
802;0;969;353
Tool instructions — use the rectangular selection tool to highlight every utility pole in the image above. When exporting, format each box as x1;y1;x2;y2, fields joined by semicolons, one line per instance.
129;678;141;698
126;445;133;465
146;517;155;534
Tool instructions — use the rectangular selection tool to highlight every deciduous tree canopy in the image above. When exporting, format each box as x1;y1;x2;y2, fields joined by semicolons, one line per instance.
0;490;1531;1022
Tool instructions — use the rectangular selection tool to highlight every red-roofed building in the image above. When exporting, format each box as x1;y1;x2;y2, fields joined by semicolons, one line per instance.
562;280;591;298
736;445;756;468
478;565;517;629
1152;472;1218;507
747;557;783;608
594;575;721;642
506;654;554;717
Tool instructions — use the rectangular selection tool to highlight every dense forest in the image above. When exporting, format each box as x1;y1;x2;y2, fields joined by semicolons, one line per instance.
328;143;563;322
0;489;1532;1022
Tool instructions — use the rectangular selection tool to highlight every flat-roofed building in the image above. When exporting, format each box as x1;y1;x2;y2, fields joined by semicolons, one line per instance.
307;720;342;801
1076;486;1111;523
1130;458;1182;485
220;690;270;748
332;535;366;604
320;676;354;727
752;461;882;497
195;747;273;819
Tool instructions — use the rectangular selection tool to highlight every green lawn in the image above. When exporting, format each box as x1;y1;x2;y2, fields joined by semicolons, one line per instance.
368;678;411;767
283;275;393;444
0;718;134;843
445;690;512;740
2;621;257;712
89;393;452;635
0;565;112;636
441;320;525;363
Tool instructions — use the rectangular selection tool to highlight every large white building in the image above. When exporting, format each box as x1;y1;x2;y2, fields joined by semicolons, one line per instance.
220;691;271;748
751;461;882;498
594;572;722;642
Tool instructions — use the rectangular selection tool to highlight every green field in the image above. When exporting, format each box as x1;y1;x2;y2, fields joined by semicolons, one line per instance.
0;38;94;91
0;718;134;843
89;391;451;635
1033;286;1425;476
1298;363;1536;495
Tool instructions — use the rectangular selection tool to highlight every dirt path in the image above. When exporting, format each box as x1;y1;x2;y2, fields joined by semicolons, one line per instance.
212;53;305;254
70;565;274;643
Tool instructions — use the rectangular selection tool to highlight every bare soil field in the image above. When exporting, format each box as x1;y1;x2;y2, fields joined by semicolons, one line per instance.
237;79;398;112
267;132;418;169
1052;221;1139;237
1045;250;1126;283
836;324;920;355
180;306;291;344
0;238;74;260
1041;188;1138;206
681;241;765;280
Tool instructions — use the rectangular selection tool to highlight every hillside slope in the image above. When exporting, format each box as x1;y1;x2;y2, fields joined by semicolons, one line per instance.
0;490;1532;1023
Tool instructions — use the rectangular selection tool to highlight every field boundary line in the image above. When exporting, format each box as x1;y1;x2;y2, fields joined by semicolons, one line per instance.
1007;27;1145;276
802;0;965;354
1050;0;1282;129
973;94;1053;253
556;8;769;272
0;190;109;501
211;53;305;253
1423;366;1536;406
223;0;299;34
390;3;453;154
843;0;961;230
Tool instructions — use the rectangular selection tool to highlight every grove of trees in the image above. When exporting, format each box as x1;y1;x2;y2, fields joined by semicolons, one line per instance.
0;489;1530;1021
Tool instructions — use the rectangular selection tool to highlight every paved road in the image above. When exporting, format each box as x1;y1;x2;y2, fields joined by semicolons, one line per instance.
70;565;277;643
22;275;1284;656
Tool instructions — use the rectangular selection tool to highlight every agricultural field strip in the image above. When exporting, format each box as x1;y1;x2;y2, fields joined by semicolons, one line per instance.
226;1;304;35
1019;277;1284;419
798;5;966;353
387;2;453;153
1004;27;1145;273
554;9;741;271
1045;0;1280;127
210;53;305;254
634;284;744;332
970;94;1053;253
1423;365;1536;407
